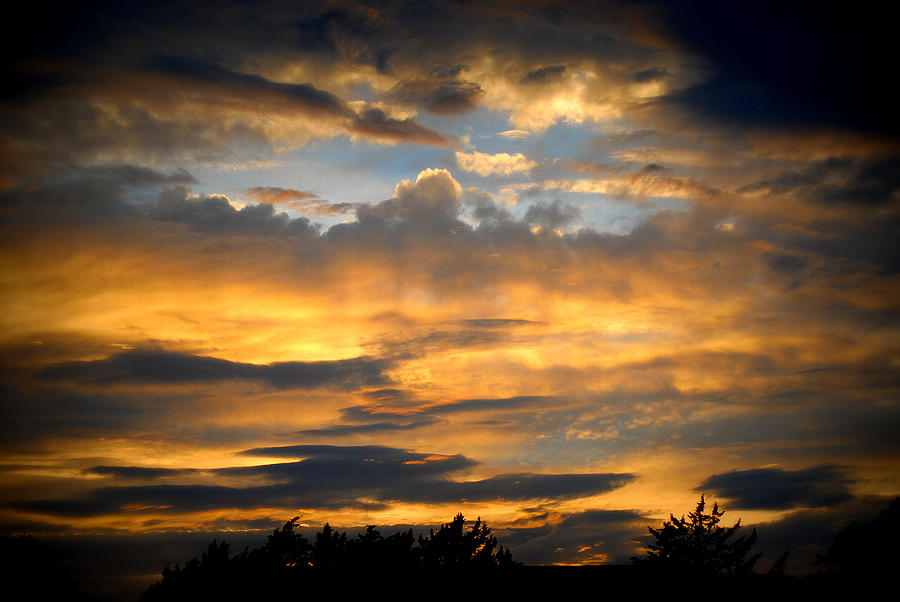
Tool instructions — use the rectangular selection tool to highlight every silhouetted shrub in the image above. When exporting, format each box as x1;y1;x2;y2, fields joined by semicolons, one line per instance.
418;513;517;568
632;495;761;576
141;513;519;600
0;536;81;599
817;496;900;579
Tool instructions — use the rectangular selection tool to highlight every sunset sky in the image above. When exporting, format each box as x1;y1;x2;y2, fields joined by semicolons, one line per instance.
1;0;898;584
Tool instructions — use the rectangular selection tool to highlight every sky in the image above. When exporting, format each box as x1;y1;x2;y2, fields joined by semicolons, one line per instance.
1;0;898;589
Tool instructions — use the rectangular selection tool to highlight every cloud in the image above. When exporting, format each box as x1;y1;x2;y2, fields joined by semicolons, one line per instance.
350;108;454;147
699;465;854;509
425;396;558;417
146;55;354;119
457;319;538;329
329;168;465;239
738;156;900;206
414;473;634;504
655;1;899;135
763;252;808;275
296;415;438;437
392;168;463;213
241;187;318;204
744;496;899;574
374;327;515;359
39;348;392;390
1;51;458;174
1;2;898;562
520;65;567;84
524;200;581;229
631;66;668;83
531;164;716;200
738;158;854;195
239;187;356;215
147;58;455;148
386;79;485;115
292;395;562;438
499;509;646;565
238;444;416;460
150;187;320;235
455;151;537;177
67;165;198;187
0;388;200;452
498;130;531;140
12;445;635;518
85;466;189;480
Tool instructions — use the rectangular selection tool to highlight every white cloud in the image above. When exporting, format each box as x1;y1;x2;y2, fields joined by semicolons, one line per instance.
498;129;531;140
455;151;537;177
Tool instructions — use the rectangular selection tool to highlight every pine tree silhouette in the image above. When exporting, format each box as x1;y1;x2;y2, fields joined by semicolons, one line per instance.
632;495;761;576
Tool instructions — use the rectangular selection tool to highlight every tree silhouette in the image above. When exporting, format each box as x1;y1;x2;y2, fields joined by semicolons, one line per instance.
817;496;900;579
253;516;311;569
142;540;249;600
417;513;519;568
0;536;80;598
632;495;761;576
141;512;519;599
311;522;348;569
343;525;418;570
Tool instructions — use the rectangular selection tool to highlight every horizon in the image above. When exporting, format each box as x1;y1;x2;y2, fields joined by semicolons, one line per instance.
1;1;898;597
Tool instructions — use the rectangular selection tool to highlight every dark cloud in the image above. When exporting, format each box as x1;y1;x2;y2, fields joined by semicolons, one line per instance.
498;509;646;565
737;157;853;195
2;171;346;236
349;395;557;421
736;156;900;207
0;387;203;452
386;79;485;115
731;162;900;274
2;44;458;172
412;473;634;504
426;396;558;417
457;319;538;329
11;444;635;518
631;66;667;83
289;396;564;439
357;388;419;407
12;484;286;518
239;187;356;215
350;107;454;147
295;7;361;54
429;64;468;79
84;466;190;480
327;168;465;240
520;65;566;84
375;328;512;359
0;515;72;536
293;5;389;63
238;444;413;460
1;2;897;574
146;55;353;119
0;175;141;219
524;200;581;229
820;156;900;206
746;495;898;574
39;348;392;390
763;252;808;274
571;220;668;256
67;165;198;187
658;1;900;134
465;194;513;223
699;465;853;509
295;415;437;437
150;187;320;235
